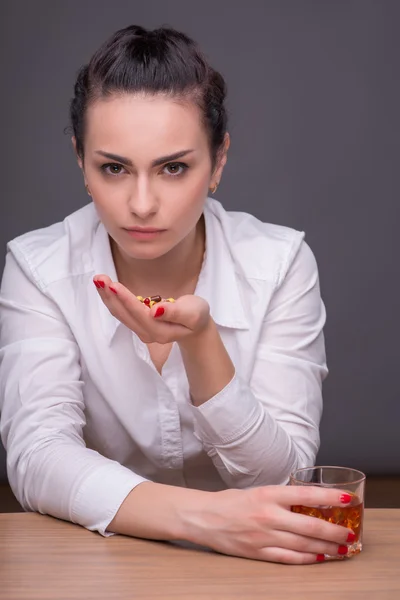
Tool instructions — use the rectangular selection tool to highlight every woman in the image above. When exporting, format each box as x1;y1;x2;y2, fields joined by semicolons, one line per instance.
0;25;354;564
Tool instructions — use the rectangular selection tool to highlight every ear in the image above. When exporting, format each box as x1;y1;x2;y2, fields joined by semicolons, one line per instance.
212;132;230;185
71;136;83;170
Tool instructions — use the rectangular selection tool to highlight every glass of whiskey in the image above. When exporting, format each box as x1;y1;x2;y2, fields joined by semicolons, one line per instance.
290;466;366;559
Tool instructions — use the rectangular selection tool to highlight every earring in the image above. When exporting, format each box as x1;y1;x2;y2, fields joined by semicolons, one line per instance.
210;183;219;194
85;184;91;197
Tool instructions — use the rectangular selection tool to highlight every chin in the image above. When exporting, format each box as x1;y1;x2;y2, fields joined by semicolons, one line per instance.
122;242;173;261
129;249;168;261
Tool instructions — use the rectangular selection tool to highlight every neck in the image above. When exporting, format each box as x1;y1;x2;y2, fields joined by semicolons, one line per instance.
111;216;206;299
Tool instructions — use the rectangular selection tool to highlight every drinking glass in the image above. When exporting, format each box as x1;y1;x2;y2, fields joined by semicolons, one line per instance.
290;466;366;559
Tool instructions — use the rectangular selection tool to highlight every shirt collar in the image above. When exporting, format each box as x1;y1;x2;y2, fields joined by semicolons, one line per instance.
92;218;121;344
197;199;249;330
91;198;249;345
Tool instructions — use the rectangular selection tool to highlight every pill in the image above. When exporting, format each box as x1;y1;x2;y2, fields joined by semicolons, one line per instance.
150;295;162;303
166;298;175;303
149;301;156;307
143;297;150;306
136;296;144;302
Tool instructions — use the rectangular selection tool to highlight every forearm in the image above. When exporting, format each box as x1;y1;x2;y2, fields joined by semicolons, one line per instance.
192;384;306;488
177;320;308;487
207;415;308;488
175;346;318;489
178;318;235;406
107;481;212;542
175;312;319;489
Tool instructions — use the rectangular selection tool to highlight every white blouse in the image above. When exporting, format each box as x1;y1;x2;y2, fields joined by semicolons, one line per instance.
0;198;327;535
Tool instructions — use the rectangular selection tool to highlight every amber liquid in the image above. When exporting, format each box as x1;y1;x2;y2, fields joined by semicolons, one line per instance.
291;497;363;557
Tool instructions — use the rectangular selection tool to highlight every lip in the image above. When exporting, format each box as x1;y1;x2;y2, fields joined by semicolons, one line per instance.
123;227;166;240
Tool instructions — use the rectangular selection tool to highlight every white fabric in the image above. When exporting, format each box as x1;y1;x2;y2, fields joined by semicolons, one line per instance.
0;198;327;535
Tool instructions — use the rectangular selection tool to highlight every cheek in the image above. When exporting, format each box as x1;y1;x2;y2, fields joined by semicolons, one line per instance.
87;173;123;216
90;192;122;230
192;171;211;194
166;175;209;222
180;169;210;202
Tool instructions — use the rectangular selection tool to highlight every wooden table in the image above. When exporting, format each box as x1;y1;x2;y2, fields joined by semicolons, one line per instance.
0;510;399;599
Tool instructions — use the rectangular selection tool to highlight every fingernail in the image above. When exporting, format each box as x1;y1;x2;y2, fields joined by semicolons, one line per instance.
347;532;356;543
109;286;118;295
98;281;105;289
338;545;348;556
340;493;352;504
154;306;165;318
93;280;100;289
316;554;325;562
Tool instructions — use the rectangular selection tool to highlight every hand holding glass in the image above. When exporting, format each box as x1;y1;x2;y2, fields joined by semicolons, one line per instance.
290;466;366;559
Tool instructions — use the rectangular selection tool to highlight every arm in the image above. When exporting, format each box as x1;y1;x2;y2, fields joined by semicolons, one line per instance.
178;318;235;406
0;251;146;535
177;241;327;488
108;479;354;566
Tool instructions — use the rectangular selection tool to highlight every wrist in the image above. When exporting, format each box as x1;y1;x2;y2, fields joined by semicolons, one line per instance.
178;488;219;545
178;316;216;352
177;315;235;406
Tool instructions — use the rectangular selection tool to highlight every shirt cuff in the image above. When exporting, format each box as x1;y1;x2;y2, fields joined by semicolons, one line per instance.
190;374;263;446
71;463;148;537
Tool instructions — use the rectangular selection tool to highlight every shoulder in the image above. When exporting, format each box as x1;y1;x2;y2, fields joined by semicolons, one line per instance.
206;198;310;287
5;203;99;290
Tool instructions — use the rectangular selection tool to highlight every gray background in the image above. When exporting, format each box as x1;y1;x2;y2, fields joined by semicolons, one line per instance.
1;0;399;483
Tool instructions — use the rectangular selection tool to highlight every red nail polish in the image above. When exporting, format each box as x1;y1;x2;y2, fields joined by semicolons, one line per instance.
316;554;325;562
93;281;100;288
109;286;118;295
340;493;352;504
347;532;356;544
338;545;348;556
154;306;165;318
98;281;105;289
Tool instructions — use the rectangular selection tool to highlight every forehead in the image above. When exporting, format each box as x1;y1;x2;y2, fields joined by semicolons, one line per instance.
84;93;207;156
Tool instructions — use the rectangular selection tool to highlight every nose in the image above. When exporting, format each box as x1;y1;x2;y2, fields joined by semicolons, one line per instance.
128;177;158;220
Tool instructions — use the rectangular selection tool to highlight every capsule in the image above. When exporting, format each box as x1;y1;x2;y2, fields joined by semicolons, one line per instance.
143;297;151;306
149;300;156;307
150;295;162;303
166;297;175;303
136;295;144;302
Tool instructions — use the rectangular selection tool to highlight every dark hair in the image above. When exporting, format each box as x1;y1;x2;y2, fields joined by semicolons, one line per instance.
69;25;227;167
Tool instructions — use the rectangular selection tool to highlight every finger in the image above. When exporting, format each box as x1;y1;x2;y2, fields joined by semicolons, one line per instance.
93;275;122;305
276;484;354;509
276;508;354;545
150;304;189;337
93;276;144;331
150;295;208;331
271;530;346;558
148;300;186;325
93;274;113;290
255;546;326;565
99;279;145;312
149;297;184;322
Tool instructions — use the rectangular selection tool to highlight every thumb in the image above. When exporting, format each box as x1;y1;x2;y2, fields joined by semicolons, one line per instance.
151;299;184;324
151;295;210;331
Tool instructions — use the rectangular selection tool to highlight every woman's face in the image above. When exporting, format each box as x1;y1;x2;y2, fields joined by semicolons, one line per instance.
77;93;228;261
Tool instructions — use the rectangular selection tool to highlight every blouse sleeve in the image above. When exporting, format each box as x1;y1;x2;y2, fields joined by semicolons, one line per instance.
0;250;147;535
190;241;327;487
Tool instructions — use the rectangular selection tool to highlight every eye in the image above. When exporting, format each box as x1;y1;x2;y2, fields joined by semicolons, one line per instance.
163;162;188;176
100;163;126;176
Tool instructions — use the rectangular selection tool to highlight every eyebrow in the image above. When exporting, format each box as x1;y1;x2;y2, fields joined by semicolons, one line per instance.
94;149;195;167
